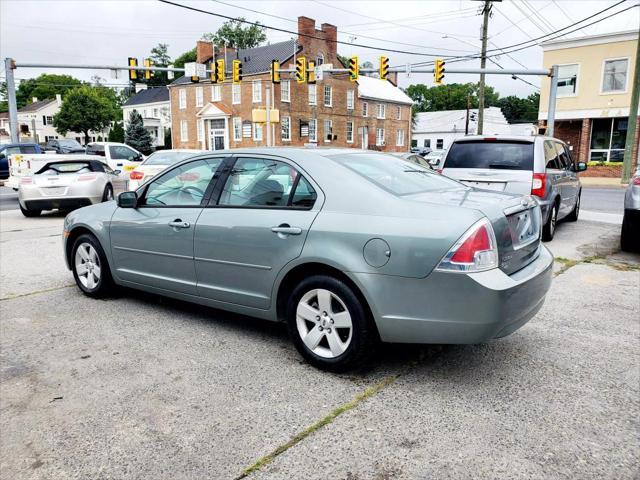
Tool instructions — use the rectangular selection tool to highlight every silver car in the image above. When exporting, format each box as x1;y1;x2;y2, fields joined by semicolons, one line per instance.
63;149;553;371
128;149;205;190
390;152;434;170
19;160;118;217
621;165;640;252
441;135;587;241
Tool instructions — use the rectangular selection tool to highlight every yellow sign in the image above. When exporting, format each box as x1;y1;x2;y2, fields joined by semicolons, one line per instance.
251;109;280;123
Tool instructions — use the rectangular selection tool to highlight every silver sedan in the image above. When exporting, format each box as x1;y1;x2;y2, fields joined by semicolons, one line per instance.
19;160;118;217
62;148;553;371
621;165;640;252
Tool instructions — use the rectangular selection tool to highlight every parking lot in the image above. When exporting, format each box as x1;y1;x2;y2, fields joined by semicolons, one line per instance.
0;202;638;479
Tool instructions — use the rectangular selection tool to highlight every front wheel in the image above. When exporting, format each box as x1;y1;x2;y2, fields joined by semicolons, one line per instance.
71;234;115;297
542;203;557;242
286;275;377;372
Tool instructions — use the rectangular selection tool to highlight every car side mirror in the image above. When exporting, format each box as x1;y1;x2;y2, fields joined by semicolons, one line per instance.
576;162;587;172
118;191;138;208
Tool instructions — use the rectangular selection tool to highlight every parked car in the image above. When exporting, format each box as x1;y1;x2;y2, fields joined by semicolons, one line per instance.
85;142;144;173
410;147;432;156
128;149;205;190
441;135;586;241
424;149;446;167
18;159;119;217
63;148;553;371
45;138;85;154
390;152;434;170
0;143;43;179
621;165;640;252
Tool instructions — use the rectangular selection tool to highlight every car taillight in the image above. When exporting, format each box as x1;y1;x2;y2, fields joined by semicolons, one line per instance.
77;174;97;181
130;170;144;180
436;218;498;273
531;173;546;198
437;168;443;174
20;177;33;184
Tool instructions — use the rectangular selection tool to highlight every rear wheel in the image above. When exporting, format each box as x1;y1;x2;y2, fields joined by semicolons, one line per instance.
621;211;639;252
542;203;557;242
566;191;580;222
286;275;377;372
71;233;114;297
20;204;41;217
102;184;114;202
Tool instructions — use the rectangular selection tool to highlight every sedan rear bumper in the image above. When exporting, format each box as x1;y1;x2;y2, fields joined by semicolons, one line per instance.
351;244;553;344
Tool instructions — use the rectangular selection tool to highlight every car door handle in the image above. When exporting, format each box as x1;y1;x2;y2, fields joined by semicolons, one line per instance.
271;224;302;235
168;219;190;229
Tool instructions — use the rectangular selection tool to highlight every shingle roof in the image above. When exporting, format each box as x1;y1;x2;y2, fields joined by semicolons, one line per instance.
18;99;56;112
170;39;299;86
123;87;170;106
356;76;413;105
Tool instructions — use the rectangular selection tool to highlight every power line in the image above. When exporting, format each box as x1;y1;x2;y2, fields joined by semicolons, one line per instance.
551;0;589;36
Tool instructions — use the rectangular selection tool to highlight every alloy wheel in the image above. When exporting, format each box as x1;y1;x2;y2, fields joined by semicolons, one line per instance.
75;242;101;290
296;288;353;359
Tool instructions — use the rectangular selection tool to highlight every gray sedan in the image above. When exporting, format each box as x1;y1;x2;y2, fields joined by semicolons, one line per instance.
621;165;640;252
63;148;553;371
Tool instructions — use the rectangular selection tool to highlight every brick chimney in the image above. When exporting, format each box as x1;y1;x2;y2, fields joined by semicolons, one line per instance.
387;72;399;86
320;23;337;56
196;40;213;64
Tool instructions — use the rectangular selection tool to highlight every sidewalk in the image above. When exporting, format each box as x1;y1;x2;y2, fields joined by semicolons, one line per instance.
580;177;628;188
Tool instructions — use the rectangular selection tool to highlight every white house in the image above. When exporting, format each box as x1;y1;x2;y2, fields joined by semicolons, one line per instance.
122;87;171;147
412;106;511;151
17;95;108;145
0;112;10;143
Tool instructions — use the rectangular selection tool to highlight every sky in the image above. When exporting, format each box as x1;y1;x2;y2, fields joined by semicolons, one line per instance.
1;0;638;99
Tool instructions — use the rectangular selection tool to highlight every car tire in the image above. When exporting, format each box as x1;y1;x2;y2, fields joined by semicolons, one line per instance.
20;204;41;217
286;275;377;372
621;211;639;253
566;191;580;222
542;202;557;242
71;233;115;298
102;184;114;202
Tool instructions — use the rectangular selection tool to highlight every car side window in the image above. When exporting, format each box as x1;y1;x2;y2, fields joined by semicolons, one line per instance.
110;145;137;160
291;176;317;208
544;141;560;170
556;143;572;170
142;158;221;207
21;146;38;154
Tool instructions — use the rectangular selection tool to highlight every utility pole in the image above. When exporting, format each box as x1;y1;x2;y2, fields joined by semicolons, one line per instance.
465;95;471;135
622;38;640;184
4;58;19;143
477;0;491;135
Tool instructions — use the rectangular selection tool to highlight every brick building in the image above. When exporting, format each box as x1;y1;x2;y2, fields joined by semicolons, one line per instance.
168;16;413;152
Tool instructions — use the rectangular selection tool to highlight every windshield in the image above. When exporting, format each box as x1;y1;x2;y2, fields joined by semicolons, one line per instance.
38;162;92;175
144;151;199;166
445;141;534;170
330;153;463;196
59;139;82;148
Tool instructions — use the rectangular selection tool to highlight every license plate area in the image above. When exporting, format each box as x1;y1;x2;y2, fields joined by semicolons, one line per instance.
41;187;66;196
461;180;505;191
506;207;540;250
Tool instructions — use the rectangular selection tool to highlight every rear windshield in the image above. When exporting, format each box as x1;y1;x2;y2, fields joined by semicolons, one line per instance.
37;162;93;175
59;139;82;148
445;141;534;170
330;153;463;196
86;145;105;155
144;151;198;166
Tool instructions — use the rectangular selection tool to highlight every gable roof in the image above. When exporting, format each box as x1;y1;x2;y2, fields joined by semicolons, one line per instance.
171;39;298;86
18;99;56;113
356;76;413;105
123;87;170;107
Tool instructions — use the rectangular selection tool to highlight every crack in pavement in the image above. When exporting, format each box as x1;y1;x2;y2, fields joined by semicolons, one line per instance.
0;284;75;301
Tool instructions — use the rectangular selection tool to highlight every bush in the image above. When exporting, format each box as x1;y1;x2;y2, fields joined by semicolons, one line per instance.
587;161;624;167
108;122;124;143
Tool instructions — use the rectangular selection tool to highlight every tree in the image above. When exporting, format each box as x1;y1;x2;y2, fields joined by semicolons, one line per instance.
15;74;84;109
202;18;266;49
173;48;197;69
405;82;500;112
0;81;7;112
497;92;540;123
144;43;172;87
108;121;125;143
53;86;114;144
124;110;153;155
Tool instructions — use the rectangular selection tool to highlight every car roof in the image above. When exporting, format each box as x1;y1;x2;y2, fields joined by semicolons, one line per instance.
452;135;539;143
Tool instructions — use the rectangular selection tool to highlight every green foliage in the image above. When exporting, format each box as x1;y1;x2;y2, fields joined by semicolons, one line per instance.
15;74;84;109
496;92;539;123
173;48;197;69
108;122;125;143
124;110;153;155
0;81;7;112
587;161;623;167
143;43;172;87
405;82;500;112
202;18;266;49
53;85;115;144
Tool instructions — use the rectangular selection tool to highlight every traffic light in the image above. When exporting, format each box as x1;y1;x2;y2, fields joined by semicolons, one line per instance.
295;57;306;83
434;58;445;85
128;57;138;81
216;59;226;83
232;60;242;84
143;58;153;80
271;60;280;84
379;56;389;81
349;56;359;82
307;61;316;84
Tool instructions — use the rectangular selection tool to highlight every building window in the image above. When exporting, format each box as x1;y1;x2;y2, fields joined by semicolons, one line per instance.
253;123;263;141
396;129;405;146
363;102;368;117
377;103;385;119
242;121;252;138
180;120;188;141
153;108;159;117
396;106;402;120
376;128;385;146
316;53;324;66
347;90;354;110
590;117;627;162
212;85;222;102
309;84;317;105
46;115;53;124
423;139;430;148
556;64;579;97
233;117;242;141
197;120;203;141
436;138;444;149
179;89;186;109
281;80;290;103
232;84;241;104
324;119;332;142
346;121;354;143
252;80;262;103
309;118;317;142
281;116;291;141
195;86;204;107
324;85;332;107
602;58;629;93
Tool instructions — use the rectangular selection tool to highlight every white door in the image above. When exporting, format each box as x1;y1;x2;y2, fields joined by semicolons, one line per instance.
361;126;368;149
209;118;226;151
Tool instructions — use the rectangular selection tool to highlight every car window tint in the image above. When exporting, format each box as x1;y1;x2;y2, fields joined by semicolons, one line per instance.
291;176;317;208
445;141;534;170
87;145;105;156
144;158;221;207
219;158;298;207
555;143;572;169
5;147;21;155
110;145;137;160
20;146;38;154
544;141;560;169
